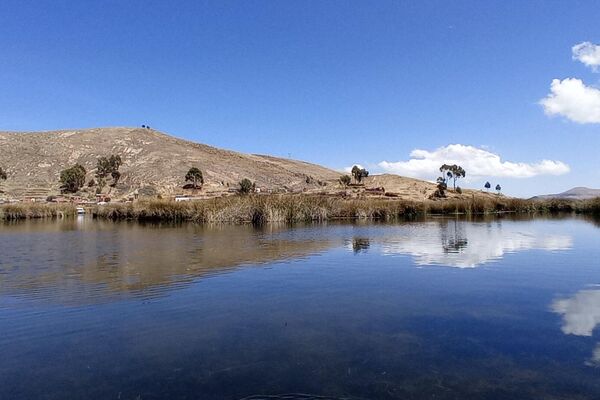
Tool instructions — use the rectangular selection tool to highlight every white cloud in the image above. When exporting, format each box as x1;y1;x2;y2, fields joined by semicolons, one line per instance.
378;144;569;179
551;289;600;336
539;78;600;124
572;42;600;71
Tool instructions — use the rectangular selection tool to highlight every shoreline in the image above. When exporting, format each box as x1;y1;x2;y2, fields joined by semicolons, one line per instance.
1;195;599;223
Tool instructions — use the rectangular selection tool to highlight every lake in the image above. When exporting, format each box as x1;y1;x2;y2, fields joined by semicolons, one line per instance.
1;216;600;399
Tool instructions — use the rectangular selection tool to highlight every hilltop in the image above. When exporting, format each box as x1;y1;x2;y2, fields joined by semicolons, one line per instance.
530;187;600;201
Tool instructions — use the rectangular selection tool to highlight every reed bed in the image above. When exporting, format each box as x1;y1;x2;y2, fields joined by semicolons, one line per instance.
3;195;598;222
92;196;419;223
0;203;77;220
92;195;600;223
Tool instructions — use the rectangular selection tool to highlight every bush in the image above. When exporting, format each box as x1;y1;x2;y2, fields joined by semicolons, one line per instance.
456;186;462;194
339;175;351;186
239;179;255;194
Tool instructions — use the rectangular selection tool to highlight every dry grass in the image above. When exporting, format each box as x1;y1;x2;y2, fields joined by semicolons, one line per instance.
3;195;598;222
92;195;417;223
92;195;600;223
0;203;77;220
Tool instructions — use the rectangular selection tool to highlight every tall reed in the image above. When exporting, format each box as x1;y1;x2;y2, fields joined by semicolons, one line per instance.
91;195;600;223
3;195;598;222
0;203;77;220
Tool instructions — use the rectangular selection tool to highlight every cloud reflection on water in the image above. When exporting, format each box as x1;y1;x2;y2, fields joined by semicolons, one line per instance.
552;289;600;336
379;220;572;268
552;288;600;366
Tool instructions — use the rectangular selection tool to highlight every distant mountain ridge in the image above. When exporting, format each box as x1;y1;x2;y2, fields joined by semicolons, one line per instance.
530;187;600;201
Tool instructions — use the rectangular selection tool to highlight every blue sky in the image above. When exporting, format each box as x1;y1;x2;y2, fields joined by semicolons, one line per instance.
1;0;599;197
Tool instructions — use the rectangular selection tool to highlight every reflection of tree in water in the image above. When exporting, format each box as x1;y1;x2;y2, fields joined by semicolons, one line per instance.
440;219;468;254
352;237;370;254
585;215;600;228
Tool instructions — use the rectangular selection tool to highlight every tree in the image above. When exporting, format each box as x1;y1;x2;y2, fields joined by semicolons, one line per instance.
439;164;466;190
351;166;360;183
432;176;447;198
357;168;369;183
0;166;6;193
339;175;351;187
60;164;87;193
185;167;204;189
496;184;502;194
351;165;369;183
111;171;121;187
484;181;491;192
97;178;106;192
239;178;255;194
96;155;122;189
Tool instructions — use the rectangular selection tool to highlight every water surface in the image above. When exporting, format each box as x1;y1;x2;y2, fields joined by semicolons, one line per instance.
1;216;600;399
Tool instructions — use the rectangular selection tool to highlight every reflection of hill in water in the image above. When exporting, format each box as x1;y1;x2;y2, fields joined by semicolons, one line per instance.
0;220;337;303
378;219;573;268
0;217;585;303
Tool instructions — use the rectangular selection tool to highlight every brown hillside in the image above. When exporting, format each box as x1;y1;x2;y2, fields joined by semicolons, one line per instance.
360;174;502;201
0;127;505;202
0;127;340;198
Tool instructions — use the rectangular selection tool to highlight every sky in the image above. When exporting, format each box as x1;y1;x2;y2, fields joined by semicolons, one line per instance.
0;0;599;197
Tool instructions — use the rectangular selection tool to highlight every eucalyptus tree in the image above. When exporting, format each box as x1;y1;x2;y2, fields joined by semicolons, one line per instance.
439;164;466;190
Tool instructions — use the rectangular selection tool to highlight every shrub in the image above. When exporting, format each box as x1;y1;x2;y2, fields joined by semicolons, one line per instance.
239;178;255;194
339;175;351;186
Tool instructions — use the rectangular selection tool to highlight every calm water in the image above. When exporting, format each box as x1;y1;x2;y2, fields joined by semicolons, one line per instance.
1;216;600;399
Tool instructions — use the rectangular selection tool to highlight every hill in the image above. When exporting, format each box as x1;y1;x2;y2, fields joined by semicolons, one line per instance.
0;127;340;198
359;174;501;202
530;187;600;201
0;126;506;202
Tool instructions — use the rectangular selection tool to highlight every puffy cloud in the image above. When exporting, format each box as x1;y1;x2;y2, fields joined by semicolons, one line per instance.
539;78;600;124
572;42;600;71
378;144;569;179
551;289;600;336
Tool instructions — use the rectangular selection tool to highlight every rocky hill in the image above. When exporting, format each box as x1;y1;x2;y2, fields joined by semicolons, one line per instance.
530;187;600;201
0;127;340;199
